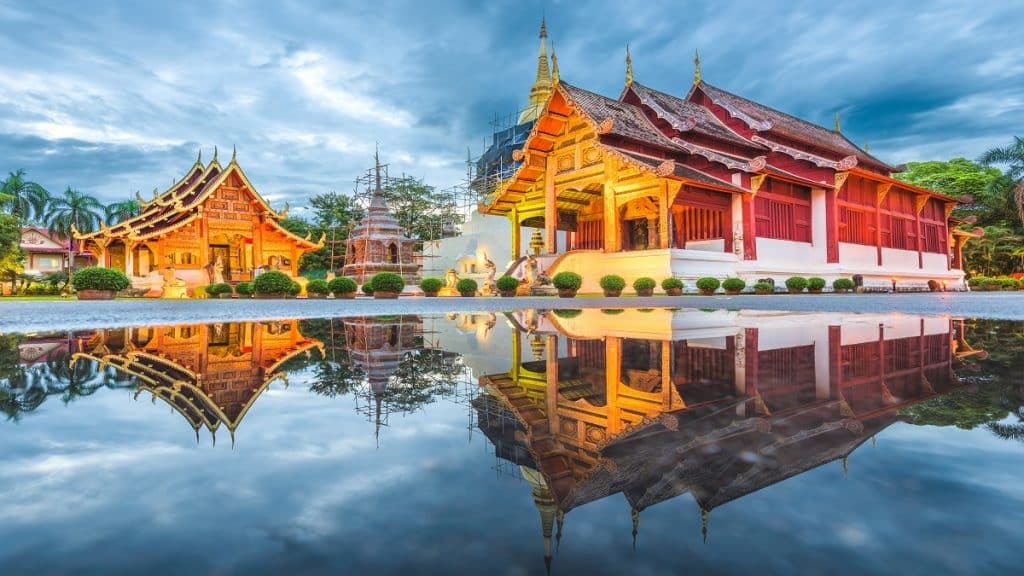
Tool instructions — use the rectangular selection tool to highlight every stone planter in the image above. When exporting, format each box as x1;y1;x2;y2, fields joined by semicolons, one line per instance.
808;288;823;294
424;291;439;297
699;289;716;296
307;293;327;299
218;293;234;299
636;288;654;297
603;289;622;297
459;291;475;297
725;289;742;296
557;289;578;298
334;292;356;300
834;288;850;294
500;290;517;298
77;289;116;301
755;288;772;295
374;291;401;299
255;293;289;299
788;288;804;294
665;288;683;296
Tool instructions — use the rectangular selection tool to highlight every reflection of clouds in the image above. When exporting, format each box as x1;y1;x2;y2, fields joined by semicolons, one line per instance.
289;465;414;539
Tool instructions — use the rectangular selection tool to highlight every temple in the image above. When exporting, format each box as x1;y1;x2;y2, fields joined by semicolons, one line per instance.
475;308;977;563
74;149;324;296
71;320;322;444
479;39;981;291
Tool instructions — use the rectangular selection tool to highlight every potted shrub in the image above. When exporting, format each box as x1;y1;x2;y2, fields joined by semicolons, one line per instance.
967;276;986;290
633;277;656;297
306;279;330;298
601;308;625;315
1000;277;1019;291
661;277;684;296
72;267;131;300
328;276;358;299
496;275;520;297
695;277;720;296
832;278;855;293
253;270;294;299
600;274;626;297
785;276;808;294
722;277;746;295
552;309;582;319
370;272;405;299
552;272;582;298
807;277;826;294
235;281;254;298
419;277;443;297
456;278;478;297
361;283;374;296
980;277;1002;291
753;281;773;295
207;283;234;299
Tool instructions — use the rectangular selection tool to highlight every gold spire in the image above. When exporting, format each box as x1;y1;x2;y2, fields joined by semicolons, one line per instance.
519;18;554;124
196;149;202;165
551;41;559;84
231;145;237;164
212;145;219;164
834;112;841;133
625;44;633;85
631;507;639;549
864;140;870;153
701;508;709;543
694;49;702;84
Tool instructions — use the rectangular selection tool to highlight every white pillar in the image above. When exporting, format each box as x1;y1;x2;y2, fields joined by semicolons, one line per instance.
810;187;828;264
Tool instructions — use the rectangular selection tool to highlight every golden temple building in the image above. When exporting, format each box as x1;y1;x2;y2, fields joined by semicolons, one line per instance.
71;320;322;444
75;149;324;296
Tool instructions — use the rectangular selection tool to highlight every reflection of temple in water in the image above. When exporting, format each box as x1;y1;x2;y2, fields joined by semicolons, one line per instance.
475;309;977;566
71;321;322;444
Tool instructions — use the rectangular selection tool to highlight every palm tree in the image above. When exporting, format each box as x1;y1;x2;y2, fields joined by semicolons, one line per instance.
0;169;50;222
979;136;1024;225
44;187;104;280
105;198;142;225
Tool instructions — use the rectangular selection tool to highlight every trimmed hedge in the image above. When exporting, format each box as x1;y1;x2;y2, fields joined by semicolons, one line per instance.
833;278;855;291
722;278;746;292
289;282;302;296
807;277;827;291
328;276;358;295
496;275;520;291
306;279;330;295
235;281;254;295
633;277;657;290
553;309;582;318
785;276;808;291
254;271;294;294
753;281;773;291
456;278;478;294
695;277;720;292
72;267;131;292
600;275;626;291
661;278;684;291
370;272;405;293
552;272;582;291
419;277;443;292
362;283;374;295
206;283;233;296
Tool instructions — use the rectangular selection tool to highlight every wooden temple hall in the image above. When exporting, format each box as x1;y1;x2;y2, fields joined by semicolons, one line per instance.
474;309;978;562
481;38;979;291
71;320;322;444
75;149;324;296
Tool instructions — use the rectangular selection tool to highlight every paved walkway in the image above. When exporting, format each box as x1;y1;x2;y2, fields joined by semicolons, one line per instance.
1;292;1022;333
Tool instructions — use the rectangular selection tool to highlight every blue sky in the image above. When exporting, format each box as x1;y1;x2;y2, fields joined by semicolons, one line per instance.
1;0;1021;209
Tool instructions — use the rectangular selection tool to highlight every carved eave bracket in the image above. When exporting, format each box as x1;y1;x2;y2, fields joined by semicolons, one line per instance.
834;172;851;191
876;182;892;203
750;174;767;196
915;194;929;214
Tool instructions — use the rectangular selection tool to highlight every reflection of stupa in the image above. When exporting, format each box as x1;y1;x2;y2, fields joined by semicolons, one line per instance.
476;309;977;568
341;150;421;286
72;321;322;445
344;315;423;441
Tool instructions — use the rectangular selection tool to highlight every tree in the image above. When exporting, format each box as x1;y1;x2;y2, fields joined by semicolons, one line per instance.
978;136;1024;226
43;187;104;282
0;191;24;292
0;169;50;223
895;159;1011;225
382;176;463;242
962;226;1024;277
105;198;142;225
277;192;364;274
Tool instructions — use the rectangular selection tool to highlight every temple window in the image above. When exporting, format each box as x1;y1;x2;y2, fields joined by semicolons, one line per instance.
754;180;811;242
388;243;399;264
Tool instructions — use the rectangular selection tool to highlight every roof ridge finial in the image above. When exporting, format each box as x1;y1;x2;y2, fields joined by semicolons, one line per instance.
625;44;633;86
834;112;841;133
213;145;219;163
694;49;702;85
196;148;202;165
540;14;547;39
551;41;559;84
231;145;237;163
864;140;870;152
374;143;382;192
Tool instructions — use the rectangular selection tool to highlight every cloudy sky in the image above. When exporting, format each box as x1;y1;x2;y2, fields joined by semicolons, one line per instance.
1;0;1021;209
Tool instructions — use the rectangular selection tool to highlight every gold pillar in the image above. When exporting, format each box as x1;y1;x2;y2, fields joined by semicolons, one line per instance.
544;155;556;254
510;207;521;260
546;334;559;436
605;336;622;435
659;181;671;249
603;160;619;252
